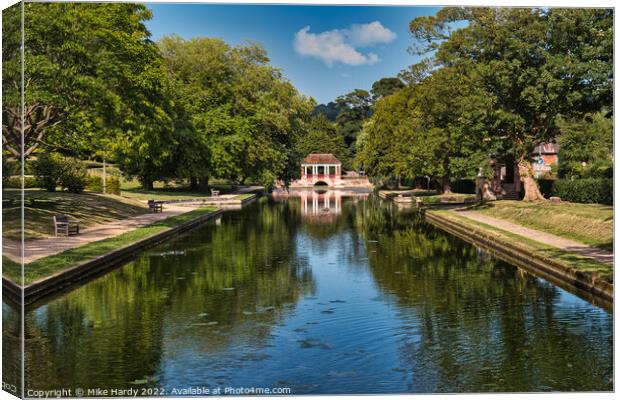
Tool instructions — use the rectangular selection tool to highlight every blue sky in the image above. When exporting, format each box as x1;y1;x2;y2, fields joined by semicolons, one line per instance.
145;4;439;104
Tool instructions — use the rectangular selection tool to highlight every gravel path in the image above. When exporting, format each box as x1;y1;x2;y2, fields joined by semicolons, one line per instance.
3;204;198;264
453;210;613;266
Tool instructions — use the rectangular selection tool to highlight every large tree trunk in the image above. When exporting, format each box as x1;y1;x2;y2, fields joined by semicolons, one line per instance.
189;176;198;190
441;176;452;194
142;178;154;191
518;158;546;202
476;177;496;202
198;176;210;192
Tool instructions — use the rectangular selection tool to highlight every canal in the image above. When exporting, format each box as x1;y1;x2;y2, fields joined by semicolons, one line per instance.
3;190;613;394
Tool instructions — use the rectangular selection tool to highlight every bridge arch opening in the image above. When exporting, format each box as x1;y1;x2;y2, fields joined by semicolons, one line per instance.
314;181;329;187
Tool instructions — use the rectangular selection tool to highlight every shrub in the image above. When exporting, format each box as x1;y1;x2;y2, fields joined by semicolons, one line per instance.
33;153;64;191
451;179;476;194
59;162;88;193
3;176;37;189
33;153;89;193
86;176;121;195
536;179;555;198
2;159;19;183
552;178;612;205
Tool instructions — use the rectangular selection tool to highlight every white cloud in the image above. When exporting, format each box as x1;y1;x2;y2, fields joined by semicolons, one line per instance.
346;21;397;47
293;22;395;67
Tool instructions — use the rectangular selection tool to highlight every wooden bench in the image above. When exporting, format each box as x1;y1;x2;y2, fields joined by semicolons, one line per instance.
54;215;80;237
210;189;220;197
148;200;163;213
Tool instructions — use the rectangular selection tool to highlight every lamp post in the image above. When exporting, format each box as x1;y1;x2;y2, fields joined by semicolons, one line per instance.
102;156;107;194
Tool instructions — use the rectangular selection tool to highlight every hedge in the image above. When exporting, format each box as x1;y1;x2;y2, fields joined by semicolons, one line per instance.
551;178;612;205
3;175;37;189
537;179;555;198
86;176;121;195
451;179;476;194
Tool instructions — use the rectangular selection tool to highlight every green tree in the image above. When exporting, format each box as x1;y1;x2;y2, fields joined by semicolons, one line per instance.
159;36;312;189
370;77;405;100
2;3;181;189
295;115;348;164
414;65;490;193
357;66;488;193
335;89;373;166
356;86;437;185
556;112;613;179
2;2;23;182
409;7;613;201
312;102;341;121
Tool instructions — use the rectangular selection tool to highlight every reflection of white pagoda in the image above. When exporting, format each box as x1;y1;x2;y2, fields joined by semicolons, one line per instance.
272;189;368;223
300;190;342;216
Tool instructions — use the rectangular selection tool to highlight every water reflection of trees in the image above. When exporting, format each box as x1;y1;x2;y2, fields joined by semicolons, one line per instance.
24;198;314;391
359;202;613;392
17;195;613;392
2;301;22;397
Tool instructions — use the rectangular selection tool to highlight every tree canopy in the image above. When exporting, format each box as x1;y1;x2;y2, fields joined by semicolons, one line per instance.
295;115;348;164
2;3;182;189
2;3;313;190
407;7;613;200
356;65;489;192
356;7;612;197
370;77;405;100
556;111;613;179
158;35;313;189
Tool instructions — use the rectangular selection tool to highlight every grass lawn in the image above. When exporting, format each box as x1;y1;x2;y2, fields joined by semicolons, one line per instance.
4;206;218;285
380;189;438;198
464;200;613;250
421;193;477;204
121;186;255;202
2;189;149;240
121;188;253;201
121;188;214;201
2;256;21;283
429;209;613;283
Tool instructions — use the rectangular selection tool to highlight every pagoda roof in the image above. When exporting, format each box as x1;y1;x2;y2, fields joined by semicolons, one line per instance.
302;153;342;164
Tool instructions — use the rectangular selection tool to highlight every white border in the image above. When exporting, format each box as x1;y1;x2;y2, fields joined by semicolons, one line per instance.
0;1;616;400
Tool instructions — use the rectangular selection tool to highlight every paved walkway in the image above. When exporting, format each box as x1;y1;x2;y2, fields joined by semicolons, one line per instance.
3;204;198;264
232;185;263;194
453;210;614;266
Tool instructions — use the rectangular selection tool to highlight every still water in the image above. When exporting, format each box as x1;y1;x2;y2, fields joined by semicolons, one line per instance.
4;190;613;394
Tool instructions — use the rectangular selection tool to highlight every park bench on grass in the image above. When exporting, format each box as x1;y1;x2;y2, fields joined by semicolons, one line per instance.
210;189;220;197
54;215;80;237
148;200;163;213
